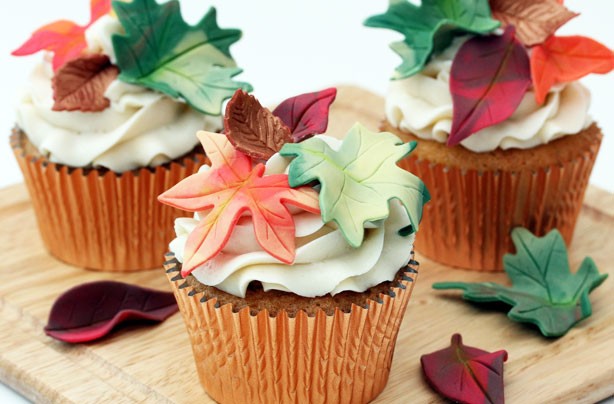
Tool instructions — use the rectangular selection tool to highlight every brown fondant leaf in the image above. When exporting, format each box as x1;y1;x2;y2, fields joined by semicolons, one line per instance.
490;0;578;46
224;90;293;160
52;53;119;112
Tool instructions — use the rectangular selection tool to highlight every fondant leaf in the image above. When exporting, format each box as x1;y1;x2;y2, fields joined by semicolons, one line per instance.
12;0;111;70
52;54;119;112
158;132;321;276
112;0;252;115
448;26;531;146
433;228;608;337
364;0;500;79
280;123;430;248
272;88;337;142
225;90;293;160
531;35;614;104
45;281;178;343
489;0;577;46
421;334;508;404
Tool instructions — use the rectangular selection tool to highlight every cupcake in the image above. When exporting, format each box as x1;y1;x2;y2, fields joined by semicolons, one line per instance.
365;0;613;271
10;0;252;271
160;89;430;403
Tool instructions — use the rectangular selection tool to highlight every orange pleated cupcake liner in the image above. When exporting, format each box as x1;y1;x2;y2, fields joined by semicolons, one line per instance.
164;254;419;404
398;145;599;271
11;131;207;271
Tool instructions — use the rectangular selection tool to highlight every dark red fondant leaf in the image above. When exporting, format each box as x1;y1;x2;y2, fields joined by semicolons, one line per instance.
45;281;178;343
225;90;293;160
421;334;508;404
448;26;531;146
272;88;337;142
52;54;119;112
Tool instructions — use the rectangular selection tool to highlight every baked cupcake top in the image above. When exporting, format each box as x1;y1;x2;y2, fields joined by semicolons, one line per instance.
159;89;430;298
12;0;252;172
365;0;613;152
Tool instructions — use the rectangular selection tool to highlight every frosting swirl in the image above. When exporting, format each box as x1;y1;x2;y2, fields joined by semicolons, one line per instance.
386;37;592;152
15;16;221;172
169;136;416;298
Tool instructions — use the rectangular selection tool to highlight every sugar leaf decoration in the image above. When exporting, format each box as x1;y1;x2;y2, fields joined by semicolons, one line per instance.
531;35;614;104
51;54;119;112
12;0;111;71
272;88;337;142
421;334;508;404
158;132;321;276
364;0;500;79
45;281;178;344
225;88;337;160
112;0;252;115
448;26;531;146
280;123;430;248
433;228;608;337
489;0;577;46
225;90;293;160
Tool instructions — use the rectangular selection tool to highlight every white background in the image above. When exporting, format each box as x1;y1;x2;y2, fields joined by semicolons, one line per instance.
0;0;612;402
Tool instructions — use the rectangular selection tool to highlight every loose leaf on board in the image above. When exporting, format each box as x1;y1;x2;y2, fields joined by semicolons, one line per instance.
158;132;321;276
448;26;531;146
272;88;337;142
531;35;614;104
421;334;508;404
489;0;577;46
433;228;608;337
112;0;252;115
45;281;178;343
364;0;500;78
12;0;111;71
52;54;119;112
225;90;293;160
280;123;430;248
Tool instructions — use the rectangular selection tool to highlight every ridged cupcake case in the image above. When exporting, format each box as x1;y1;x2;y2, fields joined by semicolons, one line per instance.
389;123;602;271
11;130;207;271
164;254;419;404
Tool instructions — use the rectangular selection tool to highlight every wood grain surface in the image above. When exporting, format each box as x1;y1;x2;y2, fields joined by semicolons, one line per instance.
0;87;612;403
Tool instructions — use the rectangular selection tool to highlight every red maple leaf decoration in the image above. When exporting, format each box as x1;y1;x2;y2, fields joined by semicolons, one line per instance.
158;132;321;276
531;35;614;104
12;0;112;71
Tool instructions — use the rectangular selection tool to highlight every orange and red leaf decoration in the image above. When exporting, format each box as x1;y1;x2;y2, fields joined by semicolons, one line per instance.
158;132;321;276
531;35;614;104
12;0;112;71
52;54;119;112
448;26;531;146
421;334;508;404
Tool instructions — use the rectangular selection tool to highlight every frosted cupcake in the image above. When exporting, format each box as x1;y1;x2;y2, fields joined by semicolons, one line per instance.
366;0;612;270
160;89;430;403
11;0;251;271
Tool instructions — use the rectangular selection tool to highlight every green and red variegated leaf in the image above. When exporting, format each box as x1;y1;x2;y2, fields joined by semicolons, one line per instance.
421;334;508;404
448;26;531;146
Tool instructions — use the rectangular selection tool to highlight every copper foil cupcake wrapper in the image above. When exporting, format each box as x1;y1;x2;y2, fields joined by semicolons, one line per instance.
164;254;419;404
11;131;206;271
399;146;599;271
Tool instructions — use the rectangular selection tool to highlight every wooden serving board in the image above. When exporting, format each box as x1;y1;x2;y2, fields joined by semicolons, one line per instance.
0;87;612;404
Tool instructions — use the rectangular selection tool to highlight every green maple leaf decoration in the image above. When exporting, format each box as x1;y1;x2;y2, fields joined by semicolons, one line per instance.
365;0;500;79
434;228;608;337
112;0;252;115
279;123;430;248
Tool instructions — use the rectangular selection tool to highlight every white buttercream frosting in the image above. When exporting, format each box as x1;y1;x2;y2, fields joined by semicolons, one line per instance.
15;15;221;172
386;37;593;152
169;136;416;298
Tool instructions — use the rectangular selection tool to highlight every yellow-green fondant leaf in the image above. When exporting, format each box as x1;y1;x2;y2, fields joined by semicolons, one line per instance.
280;123;430;247
112;0;252;115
